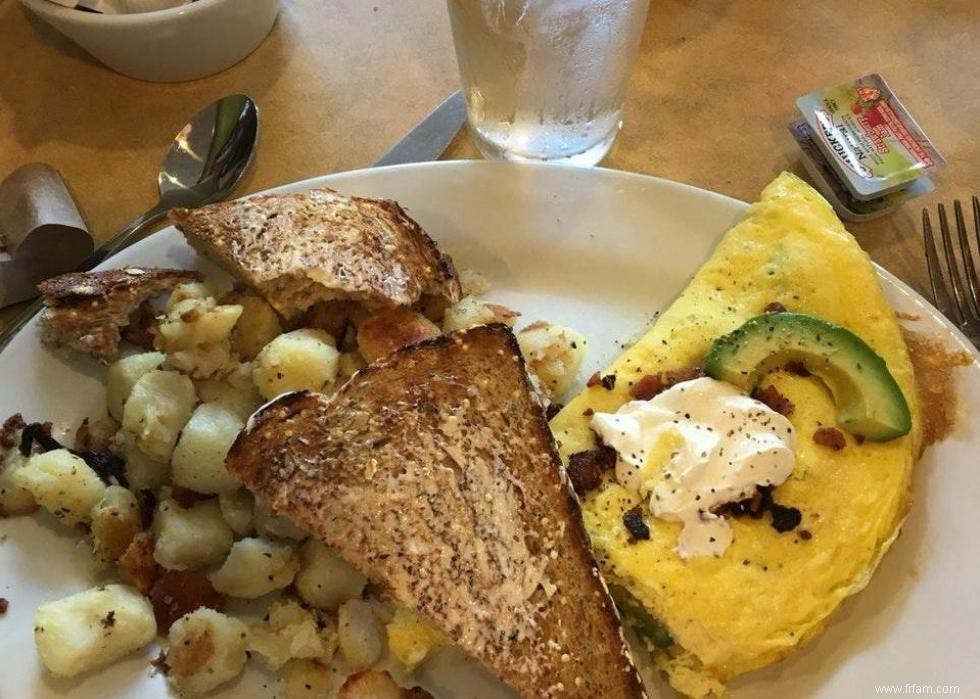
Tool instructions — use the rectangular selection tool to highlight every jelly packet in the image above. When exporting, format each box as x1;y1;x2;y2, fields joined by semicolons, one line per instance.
789;120;934;222
796;73;944;201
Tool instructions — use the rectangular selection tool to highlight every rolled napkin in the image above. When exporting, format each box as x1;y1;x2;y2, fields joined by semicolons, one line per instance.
0;163;93;308
45;0;190;13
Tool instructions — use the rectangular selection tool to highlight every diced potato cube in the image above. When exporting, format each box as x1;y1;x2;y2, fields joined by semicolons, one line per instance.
34;584;156;678
248;600;336;669
166;608;249;697
339;670;405;699
1;447;38;516
166;282;215;311
386;607;446;671
356;309;440;363
442;296;520;332
254;497;308;541
117;431;170;491
218;488;254;537
171;403;243;494
118;531;158;594
106;351;165;422
158;298;243;349
459;268;491;297
295;539;366;610
337;599;384;671
121;370;196;464
283;658;343;699
195;362;264;422
152;499;233;571
225;291;283;360
252;329;339;400
208;537;299;599
166;344;236;380
13;449;107;526
91;485;141;563
516;321;587;401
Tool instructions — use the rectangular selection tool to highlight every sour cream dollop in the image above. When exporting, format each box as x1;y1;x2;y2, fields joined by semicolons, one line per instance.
591;376;795;559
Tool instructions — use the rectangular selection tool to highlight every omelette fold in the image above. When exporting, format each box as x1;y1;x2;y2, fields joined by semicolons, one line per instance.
551;173;921;697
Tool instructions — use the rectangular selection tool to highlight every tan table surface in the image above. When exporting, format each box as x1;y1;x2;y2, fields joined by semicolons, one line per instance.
1;0;978;330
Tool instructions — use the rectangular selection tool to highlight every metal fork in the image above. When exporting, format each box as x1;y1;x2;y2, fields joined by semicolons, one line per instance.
922;196;980;344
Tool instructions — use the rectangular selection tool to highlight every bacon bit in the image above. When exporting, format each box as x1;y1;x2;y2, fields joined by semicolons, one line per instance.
662;367;705;386
764;301;788;313
586;372;601;388
75;417;119;454
545;403;564;421
566;446;617;495
0;414;25;449
170;486;206;509
813;426;846;450
630;374;664;400
0;598;8;615
785;360;811;377
18;422;56;456
798;529;813;541
622;506;651;541
752;384;794;416
582;408;594;417
149;572;223;633
600;374;617;390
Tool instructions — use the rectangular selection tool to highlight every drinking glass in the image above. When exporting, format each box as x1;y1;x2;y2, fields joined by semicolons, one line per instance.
447;0;650;165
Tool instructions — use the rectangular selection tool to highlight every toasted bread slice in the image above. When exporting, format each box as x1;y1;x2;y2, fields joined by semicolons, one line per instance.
37;267;200;359
170;189;462;322
226;324;645;699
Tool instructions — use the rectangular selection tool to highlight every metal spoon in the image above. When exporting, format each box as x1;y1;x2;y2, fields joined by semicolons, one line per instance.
0;93;259;351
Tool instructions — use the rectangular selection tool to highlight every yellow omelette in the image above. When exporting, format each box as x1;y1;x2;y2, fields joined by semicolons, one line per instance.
551;173;921;697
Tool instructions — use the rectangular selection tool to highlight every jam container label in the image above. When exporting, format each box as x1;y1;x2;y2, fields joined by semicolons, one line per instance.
796;74;944;200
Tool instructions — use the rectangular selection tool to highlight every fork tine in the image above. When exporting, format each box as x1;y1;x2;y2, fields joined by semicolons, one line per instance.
954;200;980;320
938;202;969;326
922;208;954;319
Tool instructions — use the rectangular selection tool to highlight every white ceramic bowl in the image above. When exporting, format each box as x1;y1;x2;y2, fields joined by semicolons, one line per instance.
17;0;280;82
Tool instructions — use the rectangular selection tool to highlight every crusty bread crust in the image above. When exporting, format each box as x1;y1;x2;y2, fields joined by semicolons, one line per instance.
170;189;462;321
37;267;200;359
227;324;646;699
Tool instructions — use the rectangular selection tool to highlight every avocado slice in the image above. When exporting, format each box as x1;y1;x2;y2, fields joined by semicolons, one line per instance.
703;312;911;442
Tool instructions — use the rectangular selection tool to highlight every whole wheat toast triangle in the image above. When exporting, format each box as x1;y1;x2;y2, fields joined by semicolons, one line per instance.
170;188;462;321
226;324;646;699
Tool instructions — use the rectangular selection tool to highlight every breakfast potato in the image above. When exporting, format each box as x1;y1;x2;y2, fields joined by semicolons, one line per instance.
208;537;299;599
166;282;216;311
0;446;38;516
106;351;165;421
295;539;367;610
218;488;255;537
516;321;587;401
252;329;339;400
337;599;385;671
118;532;158;594
338;670;405;699
117;432;170;491
158;297;243;348
248;600;336;669
152;498;234;571
195;362;264;422
442;296;520;332
14;449;107;526
254;497;309;541
356;308;441;363
171;403;243;494
166;608;249;697
386;607;446;672
282;658;341;699
121;370;196;464
90;485;141;563
74;417;119;454
34;584;156;678
459;268;491;297
224;290;283;360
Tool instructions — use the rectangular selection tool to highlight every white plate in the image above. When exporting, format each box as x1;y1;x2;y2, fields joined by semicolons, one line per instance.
1;161;978;699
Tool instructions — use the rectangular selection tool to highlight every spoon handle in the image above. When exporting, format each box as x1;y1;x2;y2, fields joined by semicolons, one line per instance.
0;202;171;354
